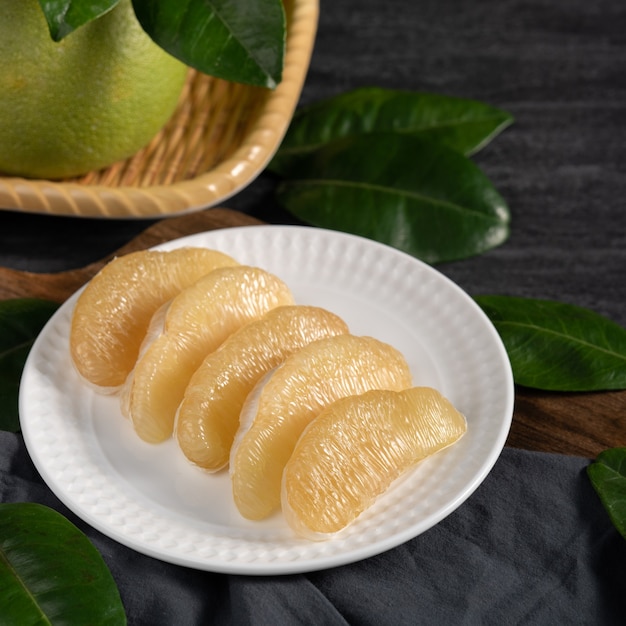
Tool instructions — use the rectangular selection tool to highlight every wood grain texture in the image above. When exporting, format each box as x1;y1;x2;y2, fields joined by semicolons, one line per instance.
510;388;626;458
1;208;623;459
0;208;261;302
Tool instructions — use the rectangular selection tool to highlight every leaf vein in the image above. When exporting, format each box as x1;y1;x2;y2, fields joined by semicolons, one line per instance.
287;178;502;222
497;320;626;361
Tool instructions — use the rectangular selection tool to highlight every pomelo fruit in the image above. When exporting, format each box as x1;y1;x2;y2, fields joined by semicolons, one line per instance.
282;386;467;538
176;305;349;471
70;247;239;389
121;265;294;443
230;334;413;520
0;0;188;179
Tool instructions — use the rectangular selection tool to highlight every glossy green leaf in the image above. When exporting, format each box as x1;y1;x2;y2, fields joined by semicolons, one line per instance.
275;133;510;263
0;503;126;624
0;299;58;432
475;295;626;391
588;448;626;540
37;0;120;40
132;0;286;88
270;87;513;174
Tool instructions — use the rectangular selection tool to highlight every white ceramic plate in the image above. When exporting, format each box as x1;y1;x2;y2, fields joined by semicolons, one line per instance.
20;225;514;575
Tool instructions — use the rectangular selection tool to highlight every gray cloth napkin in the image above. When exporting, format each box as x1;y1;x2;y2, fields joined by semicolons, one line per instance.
1;431;624;625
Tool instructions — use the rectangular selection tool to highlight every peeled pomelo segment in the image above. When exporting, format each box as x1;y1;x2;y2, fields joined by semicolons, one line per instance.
282;386;467;539
176;305;350;471
69;247;239;389
123;265;294;444
230;334;413;520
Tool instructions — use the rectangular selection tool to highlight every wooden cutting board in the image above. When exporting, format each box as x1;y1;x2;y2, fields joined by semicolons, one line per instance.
0;208;263;302
1;208;623;458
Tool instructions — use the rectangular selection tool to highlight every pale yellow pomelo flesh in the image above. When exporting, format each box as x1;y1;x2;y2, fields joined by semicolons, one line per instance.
70;247;239;389
230;334;413;520
176;305;350;471
123;265;294;443
282;387;467;538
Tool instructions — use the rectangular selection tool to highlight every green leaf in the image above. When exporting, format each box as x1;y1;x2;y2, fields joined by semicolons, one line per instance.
588;448;626;540
270;87;513;175
0;299;58;433
132;0;286;88
0;503;126;624
36;0;286;86
37;0;120;40
275;133;510;263
474;295;626;391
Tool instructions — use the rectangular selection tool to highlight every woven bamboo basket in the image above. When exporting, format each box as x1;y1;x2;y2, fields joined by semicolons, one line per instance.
0;0;318;218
